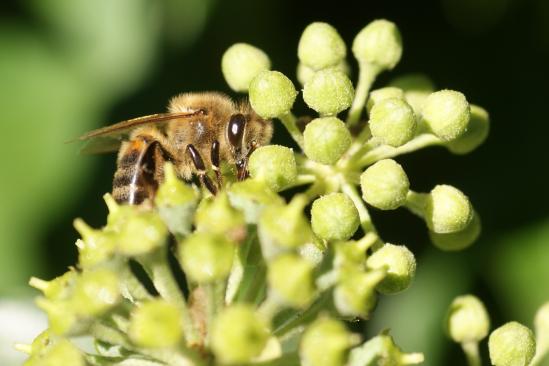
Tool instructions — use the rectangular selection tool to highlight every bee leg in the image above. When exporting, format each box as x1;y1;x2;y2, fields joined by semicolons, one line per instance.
186;144;217;195
211;140;223;189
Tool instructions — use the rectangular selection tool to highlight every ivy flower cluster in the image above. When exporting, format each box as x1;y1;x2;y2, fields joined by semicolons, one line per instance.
18;19;546;366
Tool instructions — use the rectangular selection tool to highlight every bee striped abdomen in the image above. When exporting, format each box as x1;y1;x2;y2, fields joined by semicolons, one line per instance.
112;138;163;204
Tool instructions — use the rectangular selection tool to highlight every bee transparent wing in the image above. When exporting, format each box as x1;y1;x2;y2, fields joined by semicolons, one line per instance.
73;111;204;154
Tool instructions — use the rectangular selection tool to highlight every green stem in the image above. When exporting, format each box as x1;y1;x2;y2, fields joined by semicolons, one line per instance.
272;291;331;337
258;293;283;321
138;250;197;345
355;134;442;168
91;323;202;366
278;112;304;150
461;341;481;366
340;180;377;234
120;261;152;302
346;62;381;127
204;281;225;346
404;191;428;218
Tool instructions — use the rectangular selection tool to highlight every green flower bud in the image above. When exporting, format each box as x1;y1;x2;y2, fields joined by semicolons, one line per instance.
426;185;473;234
195;192;245;240
298;22;346;70
179;232;234;283
228;180;284;223
116;209;168;256
29;339;85;366
211;305;270;364
249;70;297;118
259;195;312;250
421;90;470;141
534;302;549;363
35;298;78;336
446;104;490;154
30;270;78;301
128;299;182;348
297;61;350;86
222;43;271;92
352;19;403;70
390;74;435;114
29;330;53;356
446;294;490;343
489;322;536;366
348;333;424;365
360;159;410;210
333;235;377;270
248;145;297;192
300;317;356;366
366;243;416;294
73;219;117;268
366;86;405;112
334;268;384;317
71;269;121;317
429;210;481;251
303;117;352;165
267;253;315;308
303;69;355;116
311;193;360;242
155;163;198;236
369;98;416;147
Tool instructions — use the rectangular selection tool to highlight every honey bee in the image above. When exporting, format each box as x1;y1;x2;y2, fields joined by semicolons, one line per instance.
78;92;273;204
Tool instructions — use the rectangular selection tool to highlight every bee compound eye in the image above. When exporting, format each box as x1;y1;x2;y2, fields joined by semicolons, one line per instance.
227;113;246;151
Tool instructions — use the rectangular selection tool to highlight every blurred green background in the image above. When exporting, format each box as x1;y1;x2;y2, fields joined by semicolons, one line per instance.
1;0;548;365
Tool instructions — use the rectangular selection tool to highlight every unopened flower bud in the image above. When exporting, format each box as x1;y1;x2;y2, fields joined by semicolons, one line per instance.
298;22;346;70
195;192;245;238
303;69;355;116
222;43;271;92
489;322;536;366
228;180;284;223
429;211;481;251
30;270;77;301
348;333;424;365
390;74;435;114
300;317;357;366
446;104;490;154
73;219;117;268
249;70;297;118
211;305;270;364
366;243;416;294
369;98;416;147
311;193;360;241
259;195;312;250
297;61;350;86
303;117;352;165
333;235;377;269
71;269;121;317
352;19;402;70
426;185;473;234
267;253;315;308
178;232;234;283
26;339;85;366
360;159;410;210
446;294;490;343
117;209;168;256
249;145;297;192
35;298;78;336
422;90;470;141
366;86;405;112
155;163;198;236
334;268;383;317
128;299;182;348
